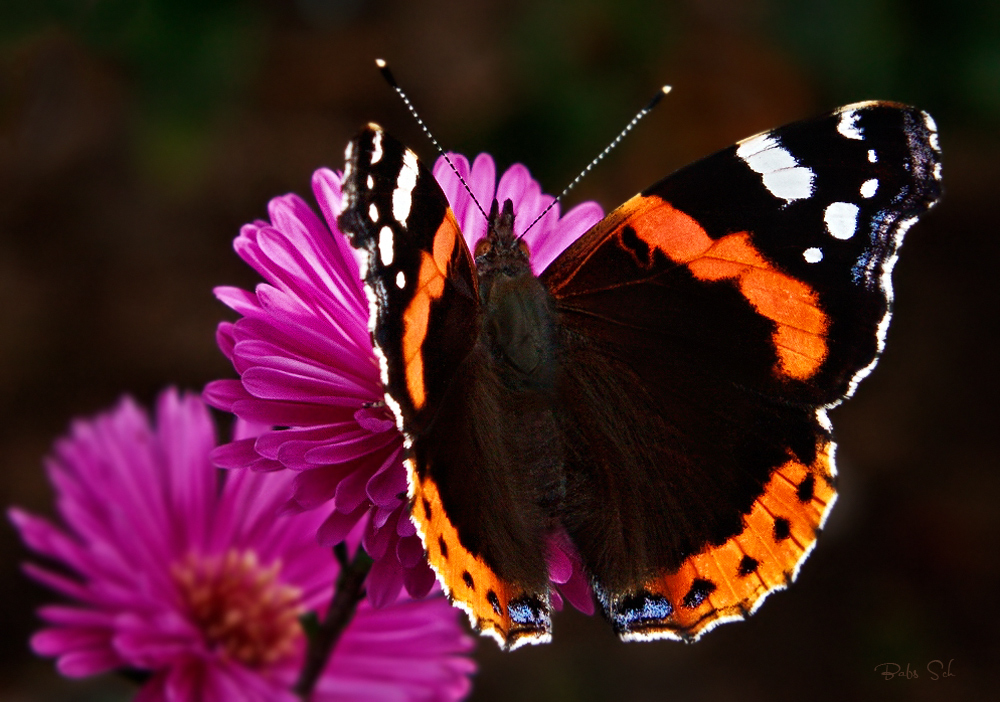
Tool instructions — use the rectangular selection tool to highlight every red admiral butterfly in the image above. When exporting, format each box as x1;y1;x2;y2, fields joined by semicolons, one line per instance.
338;101;941;649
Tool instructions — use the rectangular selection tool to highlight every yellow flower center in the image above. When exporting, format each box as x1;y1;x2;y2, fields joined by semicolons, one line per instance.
172;549;304;668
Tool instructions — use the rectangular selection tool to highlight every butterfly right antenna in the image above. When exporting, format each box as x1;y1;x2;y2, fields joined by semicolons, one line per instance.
522;85;671;237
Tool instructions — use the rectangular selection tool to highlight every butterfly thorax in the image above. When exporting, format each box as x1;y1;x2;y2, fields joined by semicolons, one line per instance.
474;199;559;393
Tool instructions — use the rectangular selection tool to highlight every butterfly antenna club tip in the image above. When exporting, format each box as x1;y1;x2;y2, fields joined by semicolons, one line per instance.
375;58;398;87
648;85;672;110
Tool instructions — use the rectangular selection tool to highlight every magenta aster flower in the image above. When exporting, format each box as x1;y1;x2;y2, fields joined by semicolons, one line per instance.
10;390;475;701
204;149;602;612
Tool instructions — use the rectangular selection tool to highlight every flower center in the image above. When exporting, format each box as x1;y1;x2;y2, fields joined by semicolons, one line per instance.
172;549;304;668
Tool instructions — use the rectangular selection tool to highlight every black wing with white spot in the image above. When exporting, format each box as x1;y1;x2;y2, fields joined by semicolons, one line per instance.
338;122;480;437
644;100;941;405
338;124;555;649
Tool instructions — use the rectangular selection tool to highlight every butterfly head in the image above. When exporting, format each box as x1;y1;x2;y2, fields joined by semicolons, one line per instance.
474;199;531;277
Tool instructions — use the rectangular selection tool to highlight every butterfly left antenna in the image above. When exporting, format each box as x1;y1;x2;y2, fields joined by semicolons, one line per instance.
376;58;490;223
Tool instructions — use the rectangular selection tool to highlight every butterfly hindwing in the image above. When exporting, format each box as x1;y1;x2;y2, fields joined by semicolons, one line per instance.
339;125;552;649
542;101;941;641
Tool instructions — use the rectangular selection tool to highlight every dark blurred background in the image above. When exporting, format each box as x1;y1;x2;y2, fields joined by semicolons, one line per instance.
2;1;997;700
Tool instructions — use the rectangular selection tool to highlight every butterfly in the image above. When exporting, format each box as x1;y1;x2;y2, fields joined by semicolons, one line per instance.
337;101;941;649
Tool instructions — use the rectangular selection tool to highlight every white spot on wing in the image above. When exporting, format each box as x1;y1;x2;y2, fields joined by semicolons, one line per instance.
836;215;916;401
824;202;859;240
825;441;839;479
923;112;941;151
370;129;383;164
738;136;797;170
933;162;942;181
340;179;353;212
735;134;814;202
368;203;379;222
384;392;404;433
816;407;833;433
508;632;553;650
837;109;864;140
343;142;354;183
762;168;814;202
353;246;368;282
860;178;879;198
378;225;394;266
880;215;917;307
803;247;823;263
868;149;877;163
367;175;374;189
360;277;386;387
923;111;938;133
393;150;419;226
396;270;406;288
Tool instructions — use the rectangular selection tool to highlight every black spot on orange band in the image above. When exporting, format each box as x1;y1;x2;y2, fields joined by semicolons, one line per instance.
683;579;717;609
797;474;815;502
487;590;502;616
773;517;791;541
738;555;760;577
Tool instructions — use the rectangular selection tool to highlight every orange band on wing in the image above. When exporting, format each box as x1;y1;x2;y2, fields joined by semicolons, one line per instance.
636;439;836;640
400;209;461;410
623;196;830;381
406;459;550;649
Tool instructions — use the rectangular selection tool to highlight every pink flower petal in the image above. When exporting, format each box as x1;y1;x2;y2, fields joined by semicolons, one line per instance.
317;504;368;547
365;449;407;504
31;628;111;657
54;647;123;678
365;553;405;609
209;438;278;471
395;534;425;569
202;379;249;412
402;560;436;600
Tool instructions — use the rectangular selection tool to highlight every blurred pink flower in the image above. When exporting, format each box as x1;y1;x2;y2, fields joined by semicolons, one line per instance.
204;150;601;612
10;389;475;701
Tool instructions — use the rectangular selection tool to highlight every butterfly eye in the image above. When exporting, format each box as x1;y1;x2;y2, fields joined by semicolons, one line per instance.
475;239;492;258
518;239;530;258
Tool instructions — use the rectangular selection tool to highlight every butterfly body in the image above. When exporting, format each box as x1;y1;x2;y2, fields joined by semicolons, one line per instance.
338;104;941;649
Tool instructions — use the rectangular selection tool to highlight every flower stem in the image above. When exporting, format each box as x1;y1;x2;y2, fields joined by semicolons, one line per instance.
294;543;373;700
